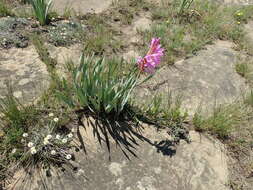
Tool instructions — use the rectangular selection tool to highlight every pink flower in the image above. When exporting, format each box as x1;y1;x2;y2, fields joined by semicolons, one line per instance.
137;38;164;73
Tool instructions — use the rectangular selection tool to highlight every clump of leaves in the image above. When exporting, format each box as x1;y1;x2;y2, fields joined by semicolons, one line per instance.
56;55;138;118
30;0;52;25
234;6;253;23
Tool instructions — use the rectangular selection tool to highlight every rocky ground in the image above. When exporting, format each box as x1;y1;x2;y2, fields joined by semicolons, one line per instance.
0;0;253;190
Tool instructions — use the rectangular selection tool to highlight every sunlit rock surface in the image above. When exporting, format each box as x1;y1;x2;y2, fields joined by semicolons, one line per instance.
134;41;248;115
0;46;49;103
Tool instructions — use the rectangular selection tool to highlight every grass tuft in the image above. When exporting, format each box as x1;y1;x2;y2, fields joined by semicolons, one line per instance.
236;63;250;77
136;93;189;142
56;55;138;118
193;102;250;139
0;88;40;165
0;0;13;17
83;16;122;55
30;0;52;25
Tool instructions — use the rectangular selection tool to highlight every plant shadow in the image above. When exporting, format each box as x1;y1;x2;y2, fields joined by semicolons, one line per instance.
76;115;182;160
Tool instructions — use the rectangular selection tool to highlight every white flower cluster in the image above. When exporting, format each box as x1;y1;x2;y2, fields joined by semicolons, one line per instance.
55;131;74;144
48;113;59;123
21;131;74;160
26;141;37;154
43;134;52;145
19;115;75;161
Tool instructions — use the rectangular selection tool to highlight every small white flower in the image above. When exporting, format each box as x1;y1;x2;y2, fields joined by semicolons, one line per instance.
21;139;25;143
11;148;17;154
56;134;61;140
46;135;52;140
51;150;56;155
30;147;37;155
66;154;72;160
62;138;68;143
22;133;28;138
53;118;59;122
71;128;75;133
49;113;54;117
28;142;34;148
67;133;73;138
43;139;49;145
77;169;85;176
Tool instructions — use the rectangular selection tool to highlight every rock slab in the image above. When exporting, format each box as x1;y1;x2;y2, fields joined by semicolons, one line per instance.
0;46;49;103
11;125;229;190
134;41;248;115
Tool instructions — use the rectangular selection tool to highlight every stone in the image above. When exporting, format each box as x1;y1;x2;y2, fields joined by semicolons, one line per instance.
52;0;112;15
244;20;253;44
18;78;30;86
0;46;50;103
122;50;139;61
133;17;152;32
13;91;22;99
134;40;248;116
10;123;229;190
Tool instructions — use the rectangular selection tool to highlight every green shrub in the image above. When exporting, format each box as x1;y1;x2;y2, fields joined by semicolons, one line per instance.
56;55;138;117
0;0;12;17
0;92;39;151
179;0;194;15
30;0;52;25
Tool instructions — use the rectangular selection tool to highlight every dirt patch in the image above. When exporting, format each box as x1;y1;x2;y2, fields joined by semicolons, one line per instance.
121;13;152;60
47;43;83;77
52;0;112;15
